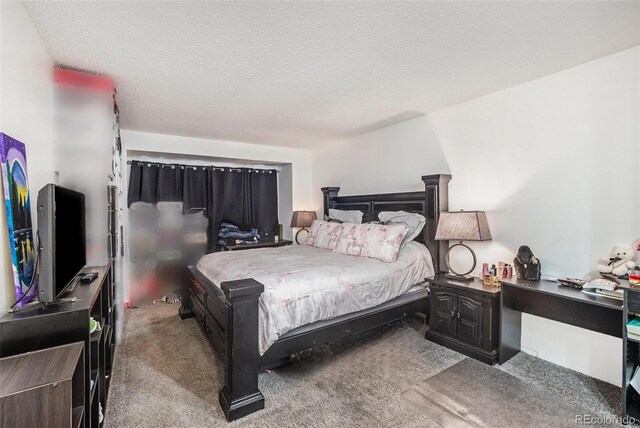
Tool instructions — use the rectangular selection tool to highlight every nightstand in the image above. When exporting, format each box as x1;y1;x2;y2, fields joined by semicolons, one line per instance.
426;274;501;365
219;238;293;251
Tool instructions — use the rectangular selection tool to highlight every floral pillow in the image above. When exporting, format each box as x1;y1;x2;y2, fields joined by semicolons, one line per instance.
305;220;344;251
333;223;409;263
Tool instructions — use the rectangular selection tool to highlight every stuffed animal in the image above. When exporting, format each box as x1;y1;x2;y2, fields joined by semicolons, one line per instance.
598;246;637;277
513;245;541;280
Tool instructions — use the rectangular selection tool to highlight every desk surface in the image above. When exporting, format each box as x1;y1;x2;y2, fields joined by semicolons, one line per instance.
501;277;624;311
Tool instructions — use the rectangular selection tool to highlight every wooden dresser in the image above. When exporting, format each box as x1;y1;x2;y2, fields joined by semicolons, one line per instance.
426;274;501;365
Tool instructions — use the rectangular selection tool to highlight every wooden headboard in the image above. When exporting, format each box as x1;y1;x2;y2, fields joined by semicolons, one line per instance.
321;174;451;274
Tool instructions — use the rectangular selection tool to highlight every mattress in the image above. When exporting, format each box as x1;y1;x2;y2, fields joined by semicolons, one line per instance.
196;241;434;354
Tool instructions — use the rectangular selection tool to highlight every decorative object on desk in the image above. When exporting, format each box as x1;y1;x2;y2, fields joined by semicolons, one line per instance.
90;317;97;334
483;274;501;287
583;277;618;291
630;269;640;287
581;277;623;300
435;210;492;282
482;263;489;279
558;278;587;290
597;246;637;278
497;261;513;278
0;133;37;308
513;245;541;280
291;210;317;244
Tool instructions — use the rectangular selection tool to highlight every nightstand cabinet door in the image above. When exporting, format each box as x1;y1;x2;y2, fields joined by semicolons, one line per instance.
426;277;500;365
430;287;457;336
456;295;483;348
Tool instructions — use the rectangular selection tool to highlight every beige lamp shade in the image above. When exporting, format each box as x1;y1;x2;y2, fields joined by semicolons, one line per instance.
435;211;492;241
290;211;317;228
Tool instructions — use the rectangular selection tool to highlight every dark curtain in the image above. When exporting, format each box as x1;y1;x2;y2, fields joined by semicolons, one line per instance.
127;161;143;206
127;162;160;206
156;164;183;202
182;166;208;214
248;169;278;236
206;168;250;252
128;161;279;252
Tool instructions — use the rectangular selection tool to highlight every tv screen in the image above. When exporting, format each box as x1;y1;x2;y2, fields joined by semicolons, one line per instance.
36;184;86;302
54;187;86;297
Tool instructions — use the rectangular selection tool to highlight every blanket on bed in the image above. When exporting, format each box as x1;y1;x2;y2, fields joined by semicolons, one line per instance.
196;242;434;354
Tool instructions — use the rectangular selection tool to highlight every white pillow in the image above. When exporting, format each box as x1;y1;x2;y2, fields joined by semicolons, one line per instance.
378;211;426;246
328;208;363;224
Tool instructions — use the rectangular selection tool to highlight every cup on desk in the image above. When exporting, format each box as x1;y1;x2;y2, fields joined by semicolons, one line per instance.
630;269;640;287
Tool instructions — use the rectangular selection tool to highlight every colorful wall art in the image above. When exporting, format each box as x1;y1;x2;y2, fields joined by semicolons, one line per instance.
0;133;36;306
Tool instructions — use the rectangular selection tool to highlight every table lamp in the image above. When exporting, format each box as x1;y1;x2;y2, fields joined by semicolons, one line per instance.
435;210;492;281
290;211;317;244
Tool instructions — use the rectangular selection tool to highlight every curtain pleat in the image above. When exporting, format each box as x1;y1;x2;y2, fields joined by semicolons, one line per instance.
182;166;208;214
156;164;183;202
206;168;250;252
127;162;143;206
249;169;278;235
140;163;160;203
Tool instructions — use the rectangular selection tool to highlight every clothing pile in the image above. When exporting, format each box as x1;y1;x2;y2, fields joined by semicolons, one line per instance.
217;221;260;246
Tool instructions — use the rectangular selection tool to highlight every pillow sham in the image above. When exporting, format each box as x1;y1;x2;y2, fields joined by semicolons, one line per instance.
328;208;363;224
334;223;409;263
378;211;426;246
305;220;344;251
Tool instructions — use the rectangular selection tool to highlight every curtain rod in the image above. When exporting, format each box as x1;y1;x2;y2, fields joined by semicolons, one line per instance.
126;159;279;173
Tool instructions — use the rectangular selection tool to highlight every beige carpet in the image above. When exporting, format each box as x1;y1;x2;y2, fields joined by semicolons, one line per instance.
105;303;621;427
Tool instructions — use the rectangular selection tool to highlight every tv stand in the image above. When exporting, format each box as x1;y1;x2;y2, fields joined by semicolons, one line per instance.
0;265;117;428
7;297;78;314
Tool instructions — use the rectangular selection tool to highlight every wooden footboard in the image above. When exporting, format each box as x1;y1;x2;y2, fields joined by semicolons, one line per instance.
180;266;265;421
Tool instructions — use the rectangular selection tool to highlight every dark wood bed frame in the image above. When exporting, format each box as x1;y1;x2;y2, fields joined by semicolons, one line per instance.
179;174;451;421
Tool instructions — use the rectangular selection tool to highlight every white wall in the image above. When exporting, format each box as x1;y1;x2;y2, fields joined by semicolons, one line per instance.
312;47;640;385
120;130;315;301
0;2;55;315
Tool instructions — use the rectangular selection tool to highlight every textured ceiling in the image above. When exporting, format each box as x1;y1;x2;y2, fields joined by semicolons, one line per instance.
25;1;640;150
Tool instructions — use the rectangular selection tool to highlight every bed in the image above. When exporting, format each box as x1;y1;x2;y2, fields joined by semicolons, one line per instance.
180;174;451;421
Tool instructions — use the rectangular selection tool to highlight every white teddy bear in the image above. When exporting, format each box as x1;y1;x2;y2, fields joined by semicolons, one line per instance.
598;246;637;277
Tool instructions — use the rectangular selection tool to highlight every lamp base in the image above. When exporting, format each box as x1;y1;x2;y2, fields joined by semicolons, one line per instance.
295;228;309;245
444;242;477;281
445;273;474;282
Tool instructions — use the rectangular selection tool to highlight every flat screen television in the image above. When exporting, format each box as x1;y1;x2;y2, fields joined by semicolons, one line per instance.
37;184;86;303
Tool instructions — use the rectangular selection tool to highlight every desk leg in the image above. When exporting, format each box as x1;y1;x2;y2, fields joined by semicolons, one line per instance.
500;284;521;364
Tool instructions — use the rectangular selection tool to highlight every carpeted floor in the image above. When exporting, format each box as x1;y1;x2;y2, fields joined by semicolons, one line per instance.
105;303;622;427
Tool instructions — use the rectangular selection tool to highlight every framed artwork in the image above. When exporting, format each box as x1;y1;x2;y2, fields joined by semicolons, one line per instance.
0;133;37;306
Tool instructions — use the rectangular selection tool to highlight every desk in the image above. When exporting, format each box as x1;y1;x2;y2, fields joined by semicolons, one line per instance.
499;278;624;365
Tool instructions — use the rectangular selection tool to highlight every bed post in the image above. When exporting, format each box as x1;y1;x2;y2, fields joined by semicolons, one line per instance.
219;278;265;421
321;187;340;219
422;174;451;274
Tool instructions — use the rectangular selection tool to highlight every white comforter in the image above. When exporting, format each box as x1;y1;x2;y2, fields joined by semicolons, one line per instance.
196;242;434;354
